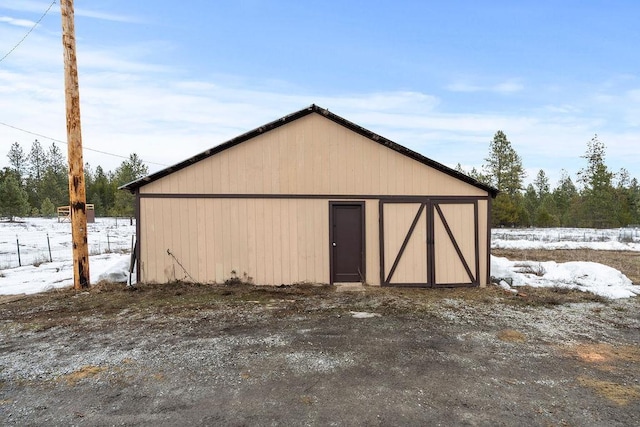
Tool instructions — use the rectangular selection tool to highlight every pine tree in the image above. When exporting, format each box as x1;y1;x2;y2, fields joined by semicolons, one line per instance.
88;166;115;216
25;139;48;210
111;154;149;216
0;170;30;221
468;167;491;186
28;140;47;182
523;184;537;227
40;197;56;217
577;135;616;227
530;169;558;226
628;178;640;225
615;168;634;226
552;170;577;226
39;143;69;207
7;142;27;183
484;131;526;226
533;170;550;197
484;130;526;196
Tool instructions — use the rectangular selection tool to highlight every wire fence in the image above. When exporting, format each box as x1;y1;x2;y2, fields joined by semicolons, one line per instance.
491;227;640;243
0;217;135;270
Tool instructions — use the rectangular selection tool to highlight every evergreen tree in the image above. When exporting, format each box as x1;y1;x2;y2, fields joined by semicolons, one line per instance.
614;168;635;226
530;170;558;226
536;195;559;227
40;143;69;207
523;184;538;227
0;170;30;221
25;139;48;210
492;192;527;227
484;130;526;195
88;166;115;216
111;154;148;216
628;178;640;225
468;167;491;186
27;139;47;182
577;135;616;227
533;170;550;198
40;197;56;217
484;131;526;226
552;170;578;226
7;142;27;183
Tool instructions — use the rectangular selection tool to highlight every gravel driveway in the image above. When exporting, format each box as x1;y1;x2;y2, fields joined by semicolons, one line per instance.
1;283;639;426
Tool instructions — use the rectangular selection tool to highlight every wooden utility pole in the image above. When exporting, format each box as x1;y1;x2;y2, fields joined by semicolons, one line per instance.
60;0;90;289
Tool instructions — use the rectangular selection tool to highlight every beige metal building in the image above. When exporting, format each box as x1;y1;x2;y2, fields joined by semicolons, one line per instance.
122;105;498;287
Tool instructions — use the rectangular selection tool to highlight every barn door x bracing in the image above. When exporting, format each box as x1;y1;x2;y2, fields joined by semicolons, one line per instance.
380;199;479;287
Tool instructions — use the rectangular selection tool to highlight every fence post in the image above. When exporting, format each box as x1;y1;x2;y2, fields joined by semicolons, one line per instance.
16;235;21;267
47;233;53;262
107;232;111;253
129;235;135;286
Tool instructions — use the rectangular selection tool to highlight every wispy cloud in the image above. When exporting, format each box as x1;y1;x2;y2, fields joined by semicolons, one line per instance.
446;78;524;94
0;16;36;27
74;8;142;24
0;1;139;23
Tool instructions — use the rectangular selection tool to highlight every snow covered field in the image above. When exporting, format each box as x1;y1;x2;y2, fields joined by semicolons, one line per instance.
0;217;135;295
490;227;640;298
0;219;638;298
492;227;640;251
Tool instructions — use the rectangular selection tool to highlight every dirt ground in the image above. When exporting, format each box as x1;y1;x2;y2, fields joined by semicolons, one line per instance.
1;251;640;426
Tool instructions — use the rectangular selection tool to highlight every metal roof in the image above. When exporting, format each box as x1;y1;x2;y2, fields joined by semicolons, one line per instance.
120;104;498;197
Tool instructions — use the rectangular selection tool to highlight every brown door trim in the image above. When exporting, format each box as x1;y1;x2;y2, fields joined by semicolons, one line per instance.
329;202;366;284
433;203;475;283
380;201;430;287
431;199;480;287
380;198;481;287
384;203;426;284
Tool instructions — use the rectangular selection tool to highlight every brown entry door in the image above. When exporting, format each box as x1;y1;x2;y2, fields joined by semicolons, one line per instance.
330;203;365;283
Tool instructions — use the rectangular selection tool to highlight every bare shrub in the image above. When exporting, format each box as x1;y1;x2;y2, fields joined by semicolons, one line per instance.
514;262;545;276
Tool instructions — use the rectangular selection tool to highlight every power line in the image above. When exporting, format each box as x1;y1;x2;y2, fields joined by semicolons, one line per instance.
0;121;169;167
0;0;57;64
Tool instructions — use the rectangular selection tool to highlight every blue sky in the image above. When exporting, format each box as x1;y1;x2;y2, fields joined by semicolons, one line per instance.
1;0;638;187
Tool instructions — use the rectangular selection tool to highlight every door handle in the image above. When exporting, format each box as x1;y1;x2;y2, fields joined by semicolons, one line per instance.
332;242;337;247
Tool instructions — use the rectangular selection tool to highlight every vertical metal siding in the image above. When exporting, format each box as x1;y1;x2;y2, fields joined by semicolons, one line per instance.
140;198;330;285
140;114;487;198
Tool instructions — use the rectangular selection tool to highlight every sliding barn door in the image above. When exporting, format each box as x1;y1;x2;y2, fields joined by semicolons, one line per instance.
380;199;479;287
430;200;479;286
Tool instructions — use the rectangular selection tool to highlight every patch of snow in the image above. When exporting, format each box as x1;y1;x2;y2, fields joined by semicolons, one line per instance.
350;311;382;318
491;256;639;299
0;253;134;295
0;217;135;295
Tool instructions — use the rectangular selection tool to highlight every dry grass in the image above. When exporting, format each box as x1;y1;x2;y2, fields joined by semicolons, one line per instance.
506;285;609;306
563;343;640;405
3;247;637;324
493;248;640;284
565;343;640;365
497;329;527;342
61;365;107;386
0;279;612;331
577;376;640;406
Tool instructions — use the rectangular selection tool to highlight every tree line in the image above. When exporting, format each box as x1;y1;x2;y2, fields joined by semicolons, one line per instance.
0;140;147;221
2;134;638;228
456;132;640;228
